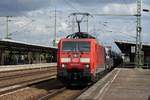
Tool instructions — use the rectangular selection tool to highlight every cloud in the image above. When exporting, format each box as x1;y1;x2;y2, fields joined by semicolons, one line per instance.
102;3;136;14
58;22;68;31
70;0;136;6
143;0;150;4
0;0;150;47
14;18;31;27
0;0;51;16
0;0;149;16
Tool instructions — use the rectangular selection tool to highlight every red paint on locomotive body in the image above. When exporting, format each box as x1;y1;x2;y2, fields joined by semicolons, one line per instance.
57;37;106;84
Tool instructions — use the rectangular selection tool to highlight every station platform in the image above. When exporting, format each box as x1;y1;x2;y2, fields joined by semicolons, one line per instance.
77;68;150;100
0;63;57;72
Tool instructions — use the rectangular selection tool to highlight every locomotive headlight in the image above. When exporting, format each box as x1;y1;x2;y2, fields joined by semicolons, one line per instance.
85;64;89;68
61;58;71;63
80;58;90;63
61;64;66;68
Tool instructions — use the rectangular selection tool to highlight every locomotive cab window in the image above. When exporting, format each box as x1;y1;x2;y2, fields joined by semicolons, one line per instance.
62;42;76;51
62;41;90;52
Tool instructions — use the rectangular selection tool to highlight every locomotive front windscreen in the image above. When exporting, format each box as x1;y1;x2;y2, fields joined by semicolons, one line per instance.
62;41;90;52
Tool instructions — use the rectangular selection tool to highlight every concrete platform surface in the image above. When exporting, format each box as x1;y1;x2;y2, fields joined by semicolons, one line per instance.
77;68;150;100
0;63;56;72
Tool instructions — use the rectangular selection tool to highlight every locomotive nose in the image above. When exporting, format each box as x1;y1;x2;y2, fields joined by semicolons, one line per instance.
70;52;80;63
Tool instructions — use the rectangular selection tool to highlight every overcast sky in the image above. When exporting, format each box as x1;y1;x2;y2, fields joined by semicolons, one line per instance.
0;0;150;51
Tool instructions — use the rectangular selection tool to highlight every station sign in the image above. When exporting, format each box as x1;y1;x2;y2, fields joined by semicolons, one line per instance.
131;46;135;53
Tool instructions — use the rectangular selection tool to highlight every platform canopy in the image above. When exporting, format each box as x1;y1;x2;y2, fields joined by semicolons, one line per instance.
115;40;150;54
0;39;57;52
115;40;150;63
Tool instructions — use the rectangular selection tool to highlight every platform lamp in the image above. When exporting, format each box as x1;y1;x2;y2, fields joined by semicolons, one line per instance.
5;16;12;39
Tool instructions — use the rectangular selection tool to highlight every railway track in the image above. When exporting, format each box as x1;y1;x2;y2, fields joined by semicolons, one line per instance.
38;86;89;100
38;87;66;100
0;79;64;100
0;77;89;100
37;69;110;100
0;66;113;100
0;66;57;95
0;69;55;81
0;73;56;94
0;66;56;77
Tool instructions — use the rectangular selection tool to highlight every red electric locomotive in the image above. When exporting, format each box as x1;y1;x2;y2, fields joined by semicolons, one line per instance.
57;32;106;85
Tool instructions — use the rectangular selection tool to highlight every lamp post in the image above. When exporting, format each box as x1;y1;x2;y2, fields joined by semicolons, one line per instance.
135;2;149;67
135;0;142;68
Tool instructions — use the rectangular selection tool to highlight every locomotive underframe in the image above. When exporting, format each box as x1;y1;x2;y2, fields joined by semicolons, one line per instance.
57;67;91;83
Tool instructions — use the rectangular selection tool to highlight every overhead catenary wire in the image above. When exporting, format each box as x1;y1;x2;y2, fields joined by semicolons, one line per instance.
9;19;35;36
62;0;80;12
